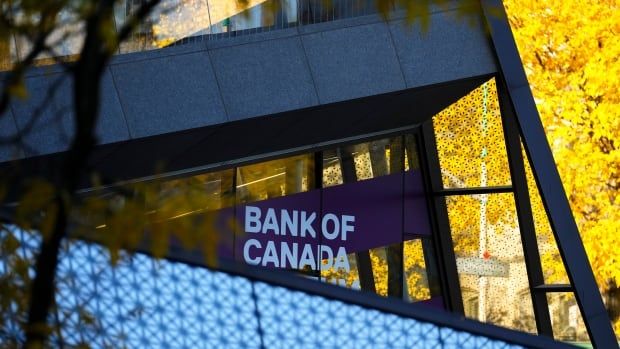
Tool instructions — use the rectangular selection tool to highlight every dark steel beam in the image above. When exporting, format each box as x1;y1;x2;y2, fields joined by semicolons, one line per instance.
481;1;617;347
384;137;405;299
419;122;465;314
497;78;553;337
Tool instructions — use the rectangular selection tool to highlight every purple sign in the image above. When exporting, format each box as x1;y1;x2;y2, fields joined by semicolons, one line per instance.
211;170;431;274
236;189;322;270
405;169;432;237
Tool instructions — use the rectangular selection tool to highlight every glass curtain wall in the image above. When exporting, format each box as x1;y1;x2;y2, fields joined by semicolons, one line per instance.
1;0;297;70
85;133;441;306
432;78;537;333
1;0;382;71
321;136;440;303
431;77;591;343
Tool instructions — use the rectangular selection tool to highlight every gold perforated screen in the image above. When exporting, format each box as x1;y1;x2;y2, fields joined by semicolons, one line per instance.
447;193;537;334
433;79;512;189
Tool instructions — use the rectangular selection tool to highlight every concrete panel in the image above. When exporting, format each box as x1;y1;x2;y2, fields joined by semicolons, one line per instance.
97;69;132;144
111;51;227;138
301;22;406;104
209;37;318;121
10;69;129;156
110;40;206;65
389;11;497;88
206;27;299;50
4;5;498;164
0;107;20;162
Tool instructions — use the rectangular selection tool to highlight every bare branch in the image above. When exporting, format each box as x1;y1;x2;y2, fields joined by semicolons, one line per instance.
23;0;167;346
0;5;64;129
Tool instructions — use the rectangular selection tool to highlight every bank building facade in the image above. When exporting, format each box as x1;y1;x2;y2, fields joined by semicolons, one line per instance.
0;0;617;348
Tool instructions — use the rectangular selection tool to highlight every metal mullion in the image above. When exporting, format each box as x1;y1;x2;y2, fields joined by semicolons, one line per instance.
418;122;464;314
420;237;443;298
497;77;554;337
405;132;442;299
315;151;324;281
368;137;405;299
314;151;323;190
434;186;513;196
533;285;573;293
388;136;405;299
339;146;376;293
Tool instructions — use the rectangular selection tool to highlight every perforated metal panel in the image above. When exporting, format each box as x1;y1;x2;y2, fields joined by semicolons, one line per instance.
0;229;533;348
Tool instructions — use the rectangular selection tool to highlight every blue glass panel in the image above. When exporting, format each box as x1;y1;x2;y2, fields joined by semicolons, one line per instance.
253;281;522;349
1;229;526;348
55;241;261;349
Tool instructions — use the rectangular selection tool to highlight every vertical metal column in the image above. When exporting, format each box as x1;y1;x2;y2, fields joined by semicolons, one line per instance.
481;1;617;346
387;137;405;299
340;146;376;293
497;77;554;337
368;137;405;298
404;133;442;300
419;123;465;314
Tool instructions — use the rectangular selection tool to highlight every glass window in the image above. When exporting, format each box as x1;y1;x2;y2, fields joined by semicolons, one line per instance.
154;169;235;219
433;79;512;189
236;153;314;204
547;293;590;343
323;136;410;188
521;144;570;284
405;239;441;302
447;193;537;333
320;237;440;305
85;132;440;306
368;239;438;302
317;134;441;305
320;251;361;289
0;0;384;71
117;0;298;52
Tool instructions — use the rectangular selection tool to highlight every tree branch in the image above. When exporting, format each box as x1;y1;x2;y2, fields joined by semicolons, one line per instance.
0;4;63;122
23;0;164;347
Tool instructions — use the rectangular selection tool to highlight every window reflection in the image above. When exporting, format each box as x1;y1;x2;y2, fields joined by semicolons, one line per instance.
154;169;235;219
5;9;84;68
236;154;314;204
404;239;433;302
88;168;235;229
448;193;537;333
85;133;439;306
323;136;411;188
0;0;391;70
322;238;437;304
120;0;298;50
547;293;590;342
1;0;383;70
320;252;361;289
366;239;438;303
115;0;158;53
1;0;295;68
318;135;440;305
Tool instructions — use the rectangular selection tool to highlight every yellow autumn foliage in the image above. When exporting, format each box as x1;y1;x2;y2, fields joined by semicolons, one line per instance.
426;1;620;335
505;0;620;293
497;0;620;336
2;0;619;343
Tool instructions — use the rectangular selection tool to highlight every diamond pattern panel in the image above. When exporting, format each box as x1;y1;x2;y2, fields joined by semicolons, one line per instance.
1;229;527;348
54;241;261;349
253;281;523;349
